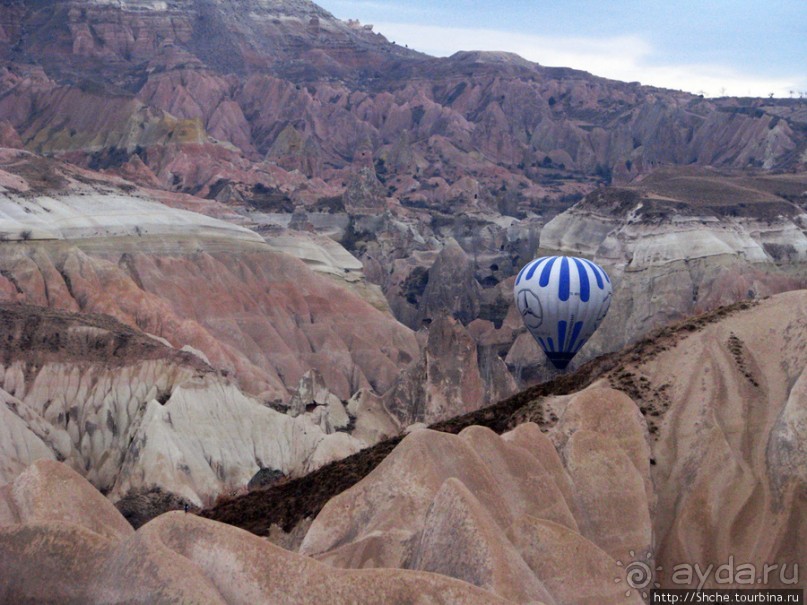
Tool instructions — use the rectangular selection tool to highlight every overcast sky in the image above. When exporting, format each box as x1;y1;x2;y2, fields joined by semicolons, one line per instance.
317;0;806;98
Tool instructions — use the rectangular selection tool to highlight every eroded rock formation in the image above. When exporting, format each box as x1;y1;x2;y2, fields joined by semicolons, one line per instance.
0;302;374;508
299;291;807;599
0;152;519;510
508;168;807;380
301;393;651;605
0;0;804;401
2;291;805;602
0;460;506;604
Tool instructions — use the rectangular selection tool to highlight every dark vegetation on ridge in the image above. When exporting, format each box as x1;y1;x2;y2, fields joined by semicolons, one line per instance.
201;298;757;535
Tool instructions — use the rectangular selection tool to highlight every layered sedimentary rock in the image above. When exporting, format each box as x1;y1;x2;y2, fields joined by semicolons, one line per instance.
0;0;804;398
0;0;804;209
2;291;805;602
0;151;418;403
0;0;804;350
0;9;804;594
0;152;521;509
0;302;374;507
602;290;807;588
299;291;807;599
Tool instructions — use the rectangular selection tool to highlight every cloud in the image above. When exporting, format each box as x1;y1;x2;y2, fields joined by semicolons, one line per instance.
373;22;803;98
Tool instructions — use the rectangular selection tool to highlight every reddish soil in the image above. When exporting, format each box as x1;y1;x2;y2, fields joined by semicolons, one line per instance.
0;302;213;372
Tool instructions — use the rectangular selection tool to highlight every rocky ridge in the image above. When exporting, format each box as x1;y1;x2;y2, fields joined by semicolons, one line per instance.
0;301;374;508
0;0;805;557
3;290;804;602
227;291;807;600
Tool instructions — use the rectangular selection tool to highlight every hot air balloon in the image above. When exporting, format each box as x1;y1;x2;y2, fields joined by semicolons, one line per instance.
514;255;612;370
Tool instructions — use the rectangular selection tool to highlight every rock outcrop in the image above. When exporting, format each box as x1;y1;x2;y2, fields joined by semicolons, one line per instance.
3;292;806;602
604;290;807;588
0;151;419;404
3;0;804;192
0;149;518;511
301;392;651;605
298;291;807;599
0;460;507;604
0;302;373;507
0;149;520;513
384;314;517;425
0;8;804;595
0;0;804;413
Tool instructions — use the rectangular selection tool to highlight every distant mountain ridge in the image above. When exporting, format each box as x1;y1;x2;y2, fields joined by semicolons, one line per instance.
0;0;803;205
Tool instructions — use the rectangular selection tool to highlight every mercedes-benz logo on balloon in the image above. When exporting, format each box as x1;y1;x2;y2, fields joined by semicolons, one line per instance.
517;288;543;328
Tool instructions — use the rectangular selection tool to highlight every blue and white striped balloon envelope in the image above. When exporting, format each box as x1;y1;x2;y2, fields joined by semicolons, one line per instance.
514;256;612;370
